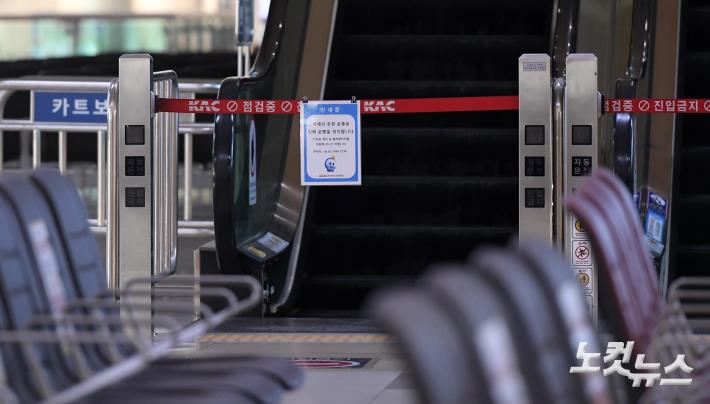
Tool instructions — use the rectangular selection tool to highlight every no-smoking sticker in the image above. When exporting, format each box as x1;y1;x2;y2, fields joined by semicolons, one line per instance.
572;240;593;266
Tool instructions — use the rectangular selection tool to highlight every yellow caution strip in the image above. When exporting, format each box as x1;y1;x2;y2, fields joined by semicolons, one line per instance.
199;333;393;344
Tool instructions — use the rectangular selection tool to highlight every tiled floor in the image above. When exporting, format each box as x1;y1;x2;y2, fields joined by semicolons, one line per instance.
185;319;416;404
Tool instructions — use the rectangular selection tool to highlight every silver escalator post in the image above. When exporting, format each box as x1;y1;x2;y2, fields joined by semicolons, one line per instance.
564;54;600;321
107;79;119;290
97;129;106;226
553;78;566;246
183;92;195;221
153;80;164;280
168;77;179;275
519;54;554;244
117;54;155;338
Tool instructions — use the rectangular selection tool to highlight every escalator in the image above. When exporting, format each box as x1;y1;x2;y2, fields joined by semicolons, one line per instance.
291;0;554;315
671;0;710;279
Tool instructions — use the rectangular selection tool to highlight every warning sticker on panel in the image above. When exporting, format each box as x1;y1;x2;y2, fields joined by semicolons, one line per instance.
572;240;593;266
574;267;593;295
571;217;587;239
522;62;546;72
257;232;289;254
246;245;266;259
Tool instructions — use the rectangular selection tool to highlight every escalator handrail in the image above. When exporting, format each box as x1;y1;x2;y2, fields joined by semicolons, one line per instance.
550;0;580;78
212;0;287;271
613;0;655;191
627;0;654;80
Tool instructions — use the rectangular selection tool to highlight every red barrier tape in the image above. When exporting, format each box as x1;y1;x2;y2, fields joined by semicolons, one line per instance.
157;96;710;115
157;96;520;114
604;98;710;113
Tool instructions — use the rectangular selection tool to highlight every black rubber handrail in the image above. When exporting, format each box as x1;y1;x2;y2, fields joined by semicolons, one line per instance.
212;0;287;271
550;0;580;78
613;0;656;191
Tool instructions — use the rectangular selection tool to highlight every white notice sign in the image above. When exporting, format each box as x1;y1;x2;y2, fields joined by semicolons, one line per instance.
300;100;361;186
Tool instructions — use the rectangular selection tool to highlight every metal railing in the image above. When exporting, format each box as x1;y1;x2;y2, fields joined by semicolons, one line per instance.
0;77;219;234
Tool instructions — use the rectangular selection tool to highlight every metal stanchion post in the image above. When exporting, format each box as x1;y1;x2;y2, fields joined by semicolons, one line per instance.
58;130;67;174
97;130;106;226
518;54;554;244
564;54;600;321
106;79;119;290
32;129;41;169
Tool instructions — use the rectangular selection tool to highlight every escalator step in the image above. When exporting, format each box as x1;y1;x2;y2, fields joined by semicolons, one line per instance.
302;225;515;277
675;195;710;244
681;53;710;96
676;246;710;277
302;275;419;289
362;127;517;177
677;115;710;147
339;0;550;36
327;80;518;99
295;275;419;315
331;35;544;81
679;147;710;194
686;5;710;52
310;176;517;227
361;111;518;129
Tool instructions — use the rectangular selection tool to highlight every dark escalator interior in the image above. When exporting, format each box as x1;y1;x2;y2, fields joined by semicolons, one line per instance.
672;0;710;279
292;0;552;315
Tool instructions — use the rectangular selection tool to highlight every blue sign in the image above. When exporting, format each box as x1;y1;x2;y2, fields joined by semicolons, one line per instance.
300;101;361;186
33;91;108;124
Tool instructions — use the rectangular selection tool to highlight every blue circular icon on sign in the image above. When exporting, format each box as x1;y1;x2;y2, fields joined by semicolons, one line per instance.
324;157;336;172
